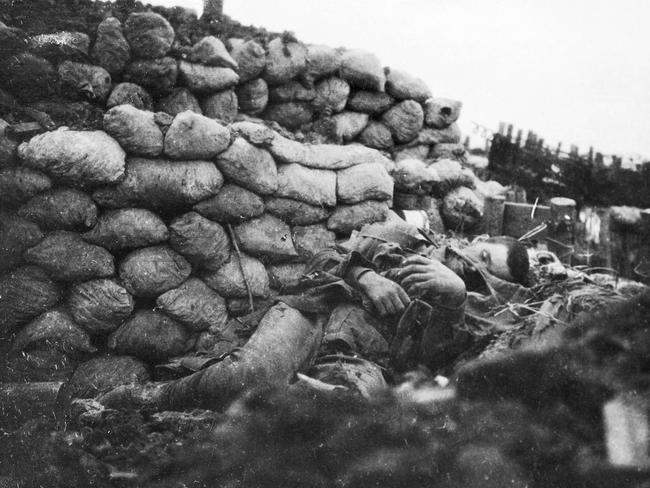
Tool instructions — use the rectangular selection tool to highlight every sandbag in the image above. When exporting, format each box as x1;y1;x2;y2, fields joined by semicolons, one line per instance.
340;49;386;91
385;68;432;103
276;163;337;206
201;89;238;123
268;263;306;291
264;38;307;85
12;308;96;356
430;142;466;161
57;61;111;102
337;163;393;204
424;97;462;128
358;121;394;150
3;53;57;102
189;36;238;69
393;158;438;195
292;224;336;259
228;38;266;82
393;144;430;162
201;252;270;299
18;128;125;186
24;231;114;281
67;279;134;334
0;213;44;273
103;104;163;156
156;88;202;115
0;167;51;206
230;121;275;146
64;355;150;399
327;201;390;234
156;277;228;332
416;124;462;145
124;12;174;59
312;77;350;115
108;310;190;363
91;17;130;75
17;188;97;231
235;78;269;115
303;44;342;85
178;61;239;93
119;245;191;297
263;102;314;130
0;266;61;335
234;214;299;262
106;82;153;110
427;158;469;195
382;100;424;143
169;211;231;270
215;137;278;195
193;183;265;223
123;57;178;94
325;111;369;142
347;90;395;115
441;186;484;231
29;30;90;61
0;118;18;167
164;111;231;159
81;208;168;251
265;197;331;226
92;158;223;211
268;81;315;102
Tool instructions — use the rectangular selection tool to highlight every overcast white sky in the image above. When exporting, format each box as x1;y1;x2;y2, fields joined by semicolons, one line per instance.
154;0;650;158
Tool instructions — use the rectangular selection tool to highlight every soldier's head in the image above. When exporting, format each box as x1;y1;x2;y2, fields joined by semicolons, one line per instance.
457;236;530;285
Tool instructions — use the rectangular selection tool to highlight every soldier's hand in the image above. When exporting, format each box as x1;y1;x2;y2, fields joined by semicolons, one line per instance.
357;271;410;316
398;255;466;303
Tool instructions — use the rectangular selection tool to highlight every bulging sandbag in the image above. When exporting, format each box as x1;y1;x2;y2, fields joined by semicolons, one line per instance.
441;186;484;231
323;111;369;142
107;82;152;110
189;36;238;69
424;97;462;128
427;158;470;195
193;183;265;223
18;128;125;186
392;158;437;195
230;121;275;146
0;167;52;207
103;104;163;156
265;197;331;226
178;61;239;93
382;100;424;144
123;57;178;94
64;355;150;399
393;144;430;162
303;44;342;85
108;310;190;363
119;245;191;297
416;124;462;145
169;211;231;270
429;142;466;161
124;12;174;59
0;213;44;273
201;89;238;123
0;118;18;167
347;90;395;115
228;38;266;82
234;214;299;262
268;81;315;103
3;53;57;102
18;187;97;231
337;163;393;204
340;49;386;91
57;61;111;102
264;38;307;85
215;137;278;195
92;17;130;75
92;158;223;211
327;201;390;234
164;111;231;159
12;308;96;356
358;121;394;150
263;102;314;130
201;252;270;298
385;68;432;103
67;279;134;334
81;208;168;252
156;277;228;332
0;265;61;335
24;231;114;281
235;78;268;114
292;224;336;259
313;77;350;115
268;263;307;291
276;163;337;207
155;87;202;115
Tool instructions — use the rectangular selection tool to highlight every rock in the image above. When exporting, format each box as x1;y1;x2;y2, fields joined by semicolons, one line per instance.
263;102;313;130
327;201;390;234
124;57;178;94
347;90;395;115
92;17;130;75
68;279;134;334
164;111;230;159
124;12;175;59
0;213;44;273
81;208;169;252
178;61;239;93
268;81;316;103
228;38;266;82
215;137;278;195
340;49;386;91
276;163;337;206
264;38;307;85
189;36;238;69
201;89;238;123
193;184;265;223
58;61;111;102
28;31;90;61
382;100;424;144
3;53;57;101
0;167;51;206
385;68;432;102
157;278;228;332
236;78;268;115
201;252;270;298
359;121;394;150
265;197;331;226
119;245;191;297
103;104;164;156
303;44;342;85
156;88;202;115
313;77;350;115
292;224;336;259
107;82;153;110
424;97;462;128
169;212;231;270
337;163;393;204
18;128;125;186
18;188;97;231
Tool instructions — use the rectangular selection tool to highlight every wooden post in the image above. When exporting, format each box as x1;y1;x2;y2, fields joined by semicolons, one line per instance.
498;122;506;136
515;129;523;147
483;195;506;236
548;197;576;264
